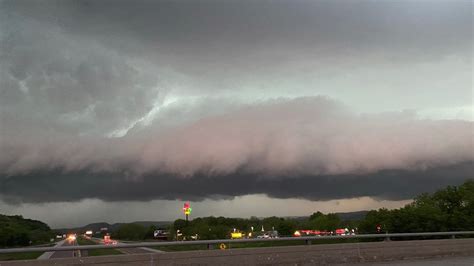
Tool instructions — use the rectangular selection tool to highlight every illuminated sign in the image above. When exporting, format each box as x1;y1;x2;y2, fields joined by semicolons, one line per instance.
183;202;192;215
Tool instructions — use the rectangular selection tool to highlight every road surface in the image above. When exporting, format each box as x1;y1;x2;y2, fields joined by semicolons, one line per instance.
48;239;80;259
1;238;472;265
36;240;65;260
90;237;163;255
354;256;474;266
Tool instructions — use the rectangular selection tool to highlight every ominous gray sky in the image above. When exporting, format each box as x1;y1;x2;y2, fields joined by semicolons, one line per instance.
0;0;472;227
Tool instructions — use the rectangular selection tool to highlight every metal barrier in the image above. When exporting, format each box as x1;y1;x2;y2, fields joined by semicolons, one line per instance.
0;231;473;254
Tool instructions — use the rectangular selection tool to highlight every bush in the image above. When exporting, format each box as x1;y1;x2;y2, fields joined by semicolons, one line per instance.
112;223;147;241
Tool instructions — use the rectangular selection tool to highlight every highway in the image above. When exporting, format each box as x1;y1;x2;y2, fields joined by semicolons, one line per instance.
36;240;66;260
90;237;163;255
375;257;474;266
1;238;472;265
49;239;80;259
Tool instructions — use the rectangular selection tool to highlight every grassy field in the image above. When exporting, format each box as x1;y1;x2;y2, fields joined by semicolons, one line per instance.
0;252;44;261
77;237;123;256
0;240;62;261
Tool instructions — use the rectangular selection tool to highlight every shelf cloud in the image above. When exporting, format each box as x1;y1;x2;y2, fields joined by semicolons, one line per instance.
0;0;472;216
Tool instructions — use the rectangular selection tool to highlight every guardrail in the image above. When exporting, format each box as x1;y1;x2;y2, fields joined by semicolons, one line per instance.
1;231;473;254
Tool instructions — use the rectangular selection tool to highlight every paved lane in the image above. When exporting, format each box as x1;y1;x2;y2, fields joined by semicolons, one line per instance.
116;247;150;255
36;239;65;260
49;239;80;258
374;256;474;266
348;256;474;266
1;238;472;265
90;237;163;255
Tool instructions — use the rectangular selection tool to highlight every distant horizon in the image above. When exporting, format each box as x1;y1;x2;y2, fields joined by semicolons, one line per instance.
1;194;412;229
43;210;375;230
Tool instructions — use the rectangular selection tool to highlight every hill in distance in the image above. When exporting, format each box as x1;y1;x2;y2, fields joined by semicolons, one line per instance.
0;214;54;247
335;211;369;221
55;221;172;234
285;210;369;222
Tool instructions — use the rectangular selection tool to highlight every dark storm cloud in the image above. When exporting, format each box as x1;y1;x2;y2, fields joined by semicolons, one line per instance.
0;0;472;205
0;97;472;204
0;162;472;204
3;0;471;76
1;0;471;138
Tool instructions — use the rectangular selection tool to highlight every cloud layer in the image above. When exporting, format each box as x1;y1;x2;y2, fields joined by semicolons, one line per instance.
2;97;473;176
1;161;472;204
0;0;472;206
1;97;472;203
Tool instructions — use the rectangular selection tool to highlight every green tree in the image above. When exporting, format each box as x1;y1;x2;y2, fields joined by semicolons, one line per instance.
358;208;392;233
145;225;157;239
358;179;474;233
112;223;147;241
276;220;296;236
308;212;341;231
0;214;54;247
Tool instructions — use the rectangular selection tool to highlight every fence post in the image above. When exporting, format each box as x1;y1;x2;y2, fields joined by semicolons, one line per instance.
207;243;214;250
305;240;312;245
451;235;456;239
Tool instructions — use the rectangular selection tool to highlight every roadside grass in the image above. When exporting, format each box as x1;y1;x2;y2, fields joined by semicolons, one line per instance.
87;248;123;256
152;238;363;252
0;252;44;261
77;237;123;256
76;237;97;246
0;241;62;261
153;244;209;252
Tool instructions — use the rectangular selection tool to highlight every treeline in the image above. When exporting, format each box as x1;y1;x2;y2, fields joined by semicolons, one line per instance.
173;216;298;239
109;213;348;241
359;179;474;233
3;180;471;246
0;215;54;247
111;223;160;241
109;180;473;241
170;212;356;240
167;180;473;240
